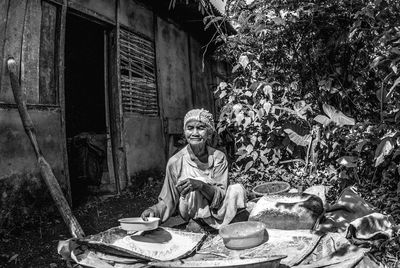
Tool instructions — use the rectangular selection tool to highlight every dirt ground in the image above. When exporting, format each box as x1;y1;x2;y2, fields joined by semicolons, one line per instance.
0;179;163;268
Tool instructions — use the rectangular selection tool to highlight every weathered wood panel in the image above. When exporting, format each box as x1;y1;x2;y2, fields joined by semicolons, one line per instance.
156;18;192;120
0;108;66;188
189;36;215;113
39;1;57;104
124;115;165;175
0;0;10;94
0;0;27;103
119;0;153;40
0;107;67;225
67;0;115;23
21;0;42;104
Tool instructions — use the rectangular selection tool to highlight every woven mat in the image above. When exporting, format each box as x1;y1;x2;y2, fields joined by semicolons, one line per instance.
74;227;206;264
193;229;321;267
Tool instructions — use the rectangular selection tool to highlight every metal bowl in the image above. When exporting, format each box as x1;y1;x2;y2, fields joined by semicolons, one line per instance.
252;181;290;197
219;221;267;250
118;217;160;232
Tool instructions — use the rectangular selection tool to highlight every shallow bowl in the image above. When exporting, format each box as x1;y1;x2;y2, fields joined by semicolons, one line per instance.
118;217;160;232
219;221;267;250
252;181;290;197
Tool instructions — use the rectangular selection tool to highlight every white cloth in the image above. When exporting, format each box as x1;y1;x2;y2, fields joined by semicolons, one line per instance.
151;145;246;229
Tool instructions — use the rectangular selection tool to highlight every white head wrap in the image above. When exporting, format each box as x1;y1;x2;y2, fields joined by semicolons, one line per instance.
183;109;215;132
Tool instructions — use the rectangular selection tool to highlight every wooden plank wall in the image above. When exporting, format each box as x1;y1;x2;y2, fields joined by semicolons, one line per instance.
0;0;9;95
0;0;27;103
67;0;115;24
156;17;192;120
189;36;215;114
119;0;153;40
21;0;41;103
0;0;221;187
39;2;57;104
0;0;69;207
0;0;59;104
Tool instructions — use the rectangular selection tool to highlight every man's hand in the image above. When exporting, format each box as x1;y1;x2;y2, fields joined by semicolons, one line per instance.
176;179;204;196
141;208;156;221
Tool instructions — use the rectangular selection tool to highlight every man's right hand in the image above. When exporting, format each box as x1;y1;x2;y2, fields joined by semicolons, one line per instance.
141;208;156;221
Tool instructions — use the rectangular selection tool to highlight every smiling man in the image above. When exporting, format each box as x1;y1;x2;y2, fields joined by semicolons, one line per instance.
141;109;247;230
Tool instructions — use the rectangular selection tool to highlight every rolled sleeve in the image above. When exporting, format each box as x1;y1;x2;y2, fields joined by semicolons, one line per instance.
153;161;180;222
209;153;229;209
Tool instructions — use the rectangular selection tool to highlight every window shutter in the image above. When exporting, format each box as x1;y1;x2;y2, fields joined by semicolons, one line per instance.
119;28;158;116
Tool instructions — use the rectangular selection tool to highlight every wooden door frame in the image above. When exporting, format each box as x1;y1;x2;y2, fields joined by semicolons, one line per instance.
108;0;128;193
58;0;71;204
59;3;126;199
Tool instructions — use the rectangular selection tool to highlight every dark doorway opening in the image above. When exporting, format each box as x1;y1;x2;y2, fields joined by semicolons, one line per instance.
65;13;113;207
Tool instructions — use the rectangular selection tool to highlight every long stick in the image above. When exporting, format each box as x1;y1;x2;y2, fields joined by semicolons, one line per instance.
7;57;85;238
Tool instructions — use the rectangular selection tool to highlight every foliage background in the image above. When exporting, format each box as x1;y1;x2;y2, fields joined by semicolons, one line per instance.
200;0;400;264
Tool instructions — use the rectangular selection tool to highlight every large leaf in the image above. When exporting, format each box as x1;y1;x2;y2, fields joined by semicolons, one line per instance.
216;82;228;92
283;122;310;136
284;128;312;147
386;76;400;99
370;56;383;68
376;88;389;103
243;116;251;128
314;115;331;126
263;85;273;100
244;160;254;172
235;113;244;125
322;104;355;126
374;137;395;167
246;144;254;153
232;64;241;73
337;156;358;168
260;155;269;164
293;100;311;120
219;90;227;98
232;103;243;114
263;102;272;115
238;55;249;69
236;148;247;156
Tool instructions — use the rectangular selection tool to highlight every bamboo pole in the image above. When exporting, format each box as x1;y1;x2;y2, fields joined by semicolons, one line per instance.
7;57;85;238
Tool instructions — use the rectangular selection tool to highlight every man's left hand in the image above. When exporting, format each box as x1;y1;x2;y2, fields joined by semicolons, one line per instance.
177;179;203;196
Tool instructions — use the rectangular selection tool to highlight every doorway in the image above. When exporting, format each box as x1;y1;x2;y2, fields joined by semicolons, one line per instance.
64;12;114;207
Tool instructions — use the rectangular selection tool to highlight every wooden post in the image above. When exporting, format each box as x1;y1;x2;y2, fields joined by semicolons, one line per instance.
7;57;85;238
109;0;128;193
57;0;73;205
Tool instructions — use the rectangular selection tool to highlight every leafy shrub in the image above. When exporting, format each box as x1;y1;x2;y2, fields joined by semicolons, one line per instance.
208;0;400;198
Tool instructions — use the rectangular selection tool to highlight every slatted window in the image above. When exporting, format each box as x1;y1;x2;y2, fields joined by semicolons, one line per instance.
119;28;158;116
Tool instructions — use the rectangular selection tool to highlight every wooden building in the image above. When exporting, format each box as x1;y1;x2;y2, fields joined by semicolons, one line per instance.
0;0;228;222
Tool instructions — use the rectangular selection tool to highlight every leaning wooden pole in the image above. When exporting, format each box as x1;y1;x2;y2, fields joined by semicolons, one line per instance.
7;57;85;238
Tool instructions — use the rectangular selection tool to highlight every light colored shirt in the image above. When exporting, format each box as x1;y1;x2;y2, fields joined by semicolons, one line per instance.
151;145;228;222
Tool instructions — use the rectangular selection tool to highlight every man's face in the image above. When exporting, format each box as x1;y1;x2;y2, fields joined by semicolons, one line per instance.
184;120;209;147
